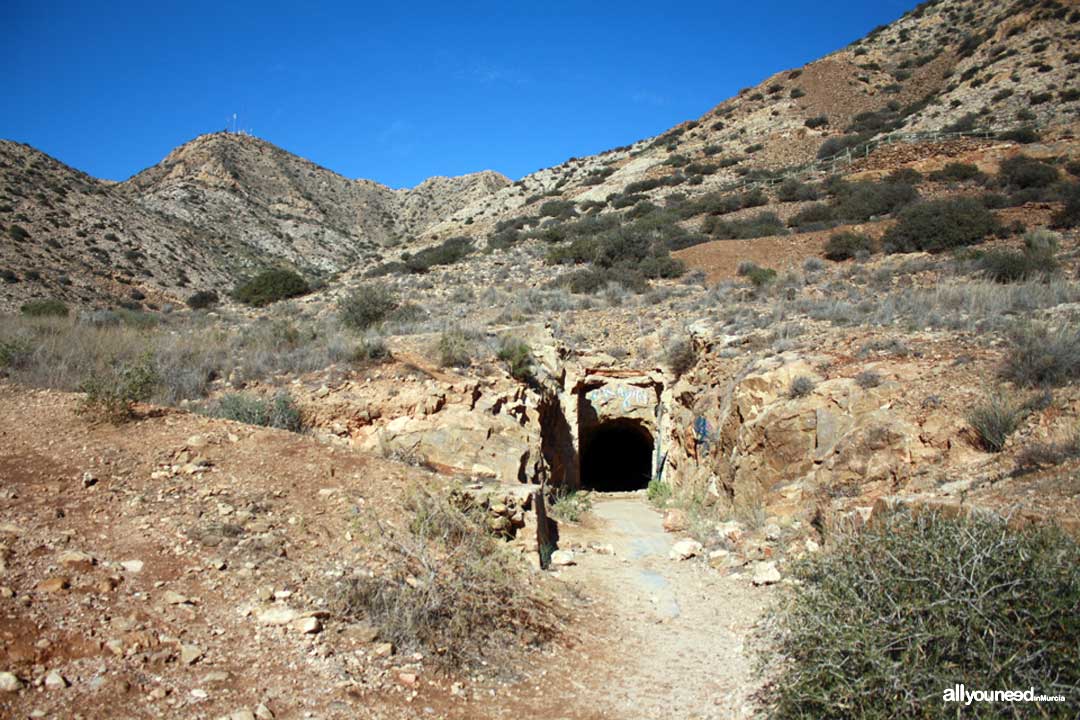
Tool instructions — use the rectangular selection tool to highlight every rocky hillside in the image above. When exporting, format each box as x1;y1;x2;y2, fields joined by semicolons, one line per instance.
122;133;509;271
0;134;508;310
3;0;1079;311
420;0;1080;244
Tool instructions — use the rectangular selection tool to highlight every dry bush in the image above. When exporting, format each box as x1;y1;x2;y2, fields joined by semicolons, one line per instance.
1001;323;1080;388
665;336;696;377
329;488;557;668
968;391;1026;452
759;509;1080;719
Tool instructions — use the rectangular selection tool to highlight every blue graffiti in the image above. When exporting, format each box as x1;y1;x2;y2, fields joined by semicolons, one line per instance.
693;416;714;447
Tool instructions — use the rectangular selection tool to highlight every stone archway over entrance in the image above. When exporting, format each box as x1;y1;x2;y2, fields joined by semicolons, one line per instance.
579;419;654;492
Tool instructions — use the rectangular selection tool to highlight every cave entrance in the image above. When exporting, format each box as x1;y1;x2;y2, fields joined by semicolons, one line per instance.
579;419;654;492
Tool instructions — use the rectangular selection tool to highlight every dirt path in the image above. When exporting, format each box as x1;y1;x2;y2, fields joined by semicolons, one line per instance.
546;494;774;720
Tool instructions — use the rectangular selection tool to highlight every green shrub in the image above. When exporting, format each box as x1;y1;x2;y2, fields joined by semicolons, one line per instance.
804;115;829;129
209;391;304;432
646;477;672;507
789;203;836;230
185;290;219;310
339;284;398;331
497;335;533;382
404;236;473;273
777;179;819;202
978;249;1057;283
929;162;983;182
1052;182;1080;228
78;353;161;424
538;200;576;219
883;198;998;253
761;509;1080;719
823;231;874;261
817;134;864;159
232;268;309;307
1001;323;1080;388
551;490;592;522
999;155;1059;189
7;224;30;241
968;391;1026;452
554;267;649;295
437;327;478;368
998;126;1040;144
707;212;787;240
834;180;919;222
20;298;69;318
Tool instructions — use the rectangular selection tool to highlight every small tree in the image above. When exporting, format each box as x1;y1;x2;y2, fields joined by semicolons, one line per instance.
232;268;309;307
339;284;398;331
883;198;998;253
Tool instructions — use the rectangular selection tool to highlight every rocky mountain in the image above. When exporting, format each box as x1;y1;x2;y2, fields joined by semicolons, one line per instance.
420;0;1080;244
2;0;1078;311
0;133;509;310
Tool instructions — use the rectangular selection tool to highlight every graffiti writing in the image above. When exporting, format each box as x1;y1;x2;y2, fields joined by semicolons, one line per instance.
586;384;653;412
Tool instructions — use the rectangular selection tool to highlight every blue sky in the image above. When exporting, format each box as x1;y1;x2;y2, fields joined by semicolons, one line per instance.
4;0;916;188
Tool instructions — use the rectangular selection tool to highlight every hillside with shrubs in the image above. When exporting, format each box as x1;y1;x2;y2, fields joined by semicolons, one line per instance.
1;1;1079;719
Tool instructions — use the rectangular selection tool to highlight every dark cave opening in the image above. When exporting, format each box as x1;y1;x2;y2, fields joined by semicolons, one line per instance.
579;419;654;492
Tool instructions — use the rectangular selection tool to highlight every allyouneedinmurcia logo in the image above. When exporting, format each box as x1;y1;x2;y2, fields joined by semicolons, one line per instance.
943;684;1067;706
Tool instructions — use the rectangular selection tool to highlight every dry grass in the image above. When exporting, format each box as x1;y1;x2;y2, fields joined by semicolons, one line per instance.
329;487;558;668
0;310;354;408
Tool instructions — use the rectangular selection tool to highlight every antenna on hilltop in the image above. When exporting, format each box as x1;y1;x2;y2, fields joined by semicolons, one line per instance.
232;113;238;134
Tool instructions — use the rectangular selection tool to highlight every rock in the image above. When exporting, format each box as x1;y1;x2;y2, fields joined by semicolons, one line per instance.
805;538;820;553
230;710;257;720
716;521;745;545
292;616;321;634
0;671;23;692
315;385;330;398
373;642;394;657
487;515;511;533
180;644;203;665
257;607;299;626
751;561;782;586
57;550;95;567
202;672;230;684
120;560;144;573
764;524;782;542
662;508;688;533
187;434;208;449
82;471;97;487
397;672;419;687
190;688;208;699
590;543;615;555
550;550;576;567
96;576;120;593
36;577;70;593
669;539;703;561
161;590;190;605
254;704;275;720
43;670;68;689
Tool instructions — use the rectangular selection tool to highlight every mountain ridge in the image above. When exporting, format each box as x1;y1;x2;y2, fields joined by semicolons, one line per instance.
2;0;1079;310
